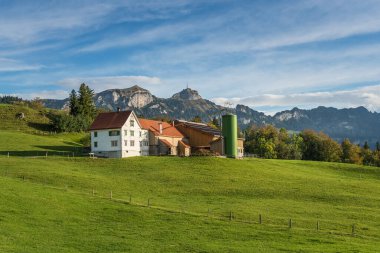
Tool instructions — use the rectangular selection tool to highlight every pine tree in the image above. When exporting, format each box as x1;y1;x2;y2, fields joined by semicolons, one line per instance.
55;83;97;132
69;89;79;116
78;83;96;117
376;141;380;152
363;141;370;150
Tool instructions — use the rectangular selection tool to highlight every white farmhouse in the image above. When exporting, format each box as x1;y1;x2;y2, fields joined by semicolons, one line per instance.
89;110;149;158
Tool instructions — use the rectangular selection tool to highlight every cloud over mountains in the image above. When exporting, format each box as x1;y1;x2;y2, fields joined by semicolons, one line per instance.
2;1;380;113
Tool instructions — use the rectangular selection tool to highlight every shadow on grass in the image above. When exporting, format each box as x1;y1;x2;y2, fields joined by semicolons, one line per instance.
27;122;54;132
0;150;84;157
33;145;82;152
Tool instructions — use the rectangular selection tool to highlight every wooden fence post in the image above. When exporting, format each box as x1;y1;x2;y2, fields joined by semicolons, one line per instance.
7;152;9;158
317;221;320;231
129;195;132;203
289;219;292;229
229;211;233;221
110;191;113;199
148;198;150;207
352;224;355;236
259;214;262;224
92;189;95;196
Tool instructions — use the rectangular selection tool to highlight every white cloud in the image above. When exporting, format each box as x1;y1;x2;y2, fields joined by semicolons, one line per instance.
0;1;194;45
0;58;42;72
211;85;380;113
3;0;380;112
1;89;69;100
58;75;162;93
76;0;380;55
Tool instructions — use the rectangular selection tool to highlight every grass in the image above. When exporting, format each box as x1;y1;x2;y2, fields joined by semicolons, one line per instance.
0;131;380;252
0;104;88;155
0;104;54;133
0;130;86;156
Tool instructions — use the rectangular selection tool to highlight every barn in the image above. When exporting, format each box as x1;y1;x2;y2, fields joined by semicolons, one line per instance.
89;110;243;158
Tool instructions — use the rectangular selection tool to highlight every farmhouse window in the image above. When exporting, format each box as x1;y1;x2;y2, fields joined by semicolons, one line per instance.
124;140;128;146
130;120;135;127
94;132;98;137
94;142;98;147
140;141;142;147
139;131;142;137
124;130;128;136
130;130;134;137
109;130;120;136
130;140;135;146
111;140;118;147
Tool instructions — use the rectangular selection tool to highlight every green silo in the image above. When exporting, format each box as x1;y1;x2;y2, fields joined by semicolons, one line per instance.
222;114;238;158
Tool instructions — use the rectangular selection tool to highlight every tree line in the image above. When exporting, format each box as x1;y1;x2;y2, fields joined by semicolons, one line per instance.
0;95;23;104
52;83;97;132
3;87;380;168
244;125;380;167
0;84;97;133
0;95;45;111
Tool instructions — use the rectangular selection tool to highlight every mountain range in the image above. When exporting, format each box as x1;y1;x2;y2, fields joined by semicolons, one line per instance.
43;85;380;147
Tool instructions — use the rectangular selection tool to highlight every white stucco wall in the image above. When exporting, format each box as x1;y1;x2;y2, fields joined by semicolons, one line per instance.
91;128;122;157
90;112;149;158
120;113;149;158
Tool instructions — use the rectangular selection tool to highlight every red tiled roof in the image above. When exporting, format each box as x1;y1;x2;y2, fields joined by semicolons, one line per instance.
159;139;173;147
138;118;184;138
89;111;132;130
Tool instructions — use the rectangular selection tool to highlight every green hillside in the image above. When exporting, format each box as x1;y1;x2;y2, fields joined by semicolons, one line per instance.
0;130;86;156
0;131;379;252
0;104;55;133
0;104;88;155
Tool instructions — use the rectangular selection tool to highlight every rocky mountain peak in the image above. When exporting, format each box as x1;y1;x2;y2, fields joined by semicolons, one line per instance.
124;85;146;92
274;107;308;121
171;88;202;100
41;85;380;147
95;85;154;109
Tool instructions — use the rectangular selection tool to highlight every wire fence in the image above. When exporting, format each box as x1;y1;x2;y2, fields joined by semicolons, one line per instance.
0;150;86;157
2;172;378;241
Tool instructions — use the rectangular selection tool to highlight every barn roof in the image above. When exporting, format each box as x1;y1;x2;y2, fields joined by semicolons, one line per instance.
174;120;221;136
138;118;184;138
89;111;132;130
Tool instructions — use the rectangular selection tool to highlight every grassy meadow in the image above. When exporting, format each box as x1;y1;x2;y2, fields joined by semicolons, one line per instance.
0;104;53;133
0;130;379;252
0;104;88;156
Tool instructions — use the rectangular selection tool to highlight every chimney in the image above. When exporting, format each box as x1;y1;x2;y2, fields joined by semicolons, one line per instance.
117;107;121;112
158;122;163;134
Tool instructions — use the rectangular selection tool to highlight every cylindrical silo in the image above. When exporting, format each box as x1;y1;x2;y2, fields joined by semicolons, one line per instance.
222;114;237;158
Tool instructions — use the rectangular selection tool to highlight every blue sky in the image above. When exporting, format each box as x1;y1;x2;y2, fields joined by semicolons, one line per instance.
1;0;380;114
